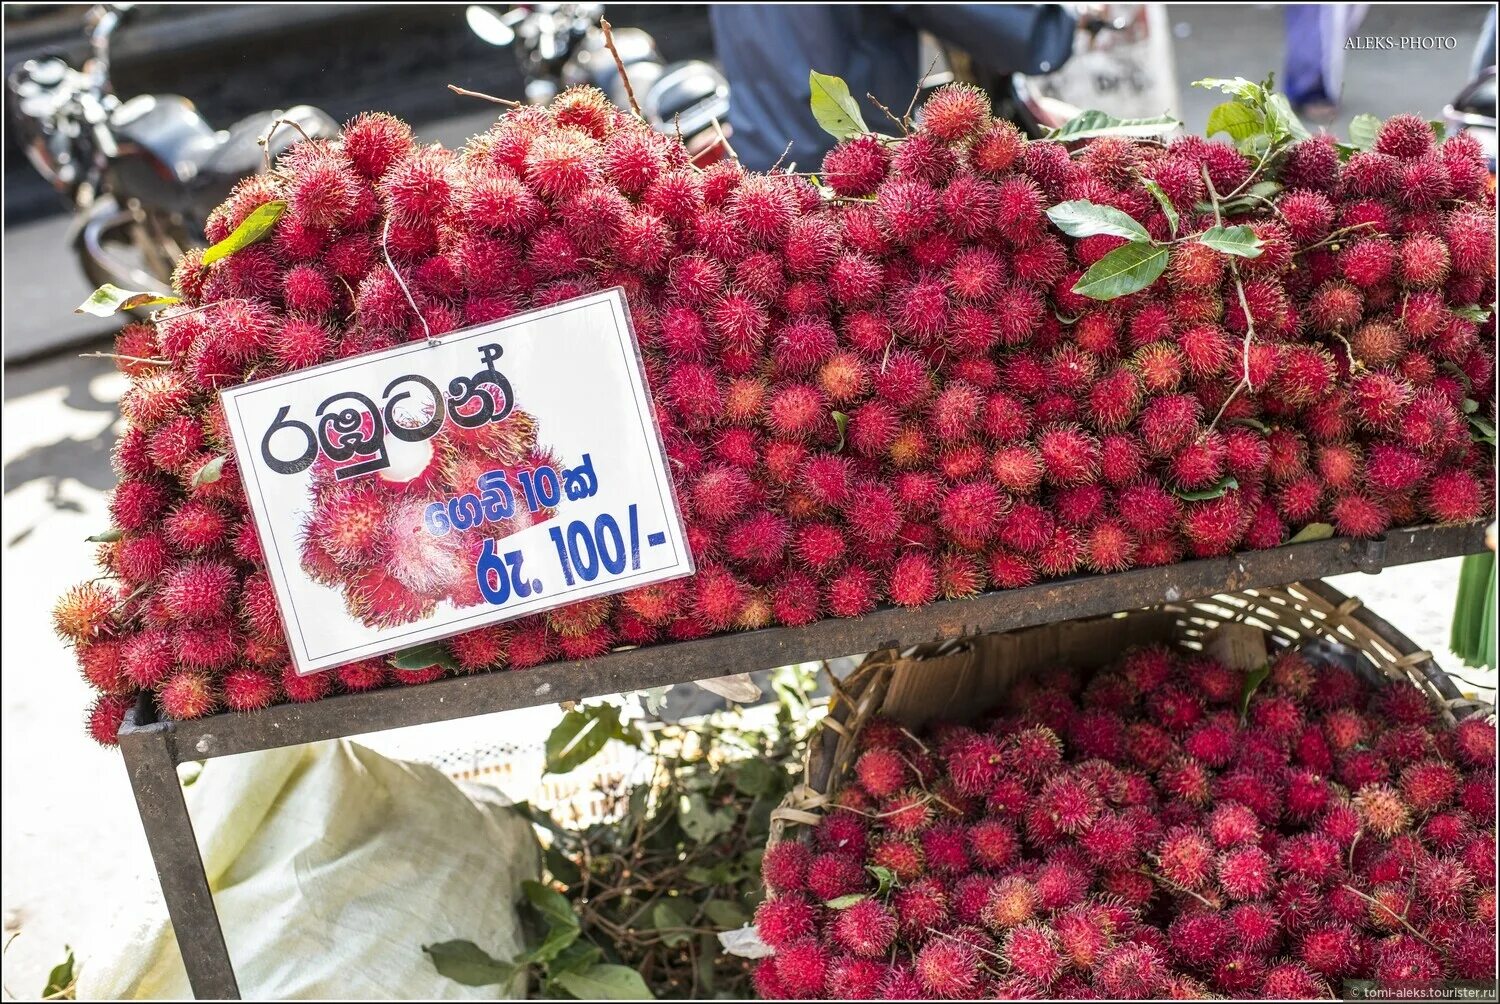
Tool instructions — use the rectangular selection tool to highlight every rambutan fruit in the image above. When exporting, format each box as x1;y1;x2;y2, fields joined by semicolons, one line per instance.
770;937;830;998
1373;936;1444;992
1398;233;1451;287
1398;759;1460;815
920;83;991;141
755;893;818;950
157;670;217;720
86;692;135;746
1451;717;1496;768
1156;827;1214;889
53;581;116;643
1355;783;1412;837
1280;189;1337;243
1094;944;1168;999
1415;856;1474;915
1330;492;1391;538
1425;469;1487;524
822;134;888;197
1447;922;1497;981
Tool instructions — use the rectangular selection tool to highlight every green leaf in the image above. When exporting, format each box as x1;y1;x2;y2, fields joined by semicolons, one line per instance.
808;71;869;142
1265;94;1310;141
1236;131;1274;158
1139;178;1179;237
1463;398;1480;415
1175;475;1239;501
201;200;287;266
525;879;580;932
1196;225;1264;258
824;893;868;910
678;792;733;843
651;900;692;947
544;705;620;774
1046;109;1181;141
1045;200;1151;242
389;642;461;672
549;941;603;978
1467;412;1496;445
704;900;751;929
732;759;777;797
1205;101;1266;143
86;527;124;543
1239;665;1272;721
1347;113;1382;151
1454;305;1493;323
553;964;654;1000
424;941;520;987
523;921;581;965
1192;77;1265;101
191;454;228;487
545;845;582;887
831;410;849;452
43;946;75;998
867;865;897;896
1287;522;1335;544
1072;242;1169;300
74;284;181;317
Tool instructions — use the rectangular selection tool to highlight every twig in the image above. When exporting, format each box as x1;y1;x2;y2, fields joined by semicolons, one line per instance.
925;925;1006;961
599;19;643;119
710;117;739;162
1296;221;1379;255
866;92;909;135
1200;165;1257;436
258;116;316;171
769;140;796;174
78;351;169;366
447;83;520;107
903;56;941;128
1338;883;1438;949
1135;866;1218;908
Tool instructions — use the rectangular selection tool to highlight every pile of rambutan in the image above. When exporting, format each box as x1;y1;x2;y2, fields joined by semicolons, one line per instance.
752;646;1497;999
55;81;1495;743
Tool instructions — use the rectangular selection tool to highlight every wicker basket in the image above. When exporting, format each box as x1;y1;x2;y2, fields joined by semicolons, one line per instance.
770;579;1493;840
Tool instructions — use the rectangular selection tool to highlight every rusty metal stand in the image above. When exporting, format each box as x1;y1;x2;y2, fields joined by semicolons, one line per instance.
116;522;1487;998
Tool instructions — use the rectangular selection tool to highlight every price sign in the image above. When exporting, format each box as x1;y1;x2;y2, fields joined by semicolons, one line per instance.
221;288;693;674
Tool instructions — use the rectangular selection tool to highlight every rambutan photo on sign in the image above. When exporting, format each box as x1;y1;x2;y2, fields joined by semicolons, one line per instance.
219;287;693;674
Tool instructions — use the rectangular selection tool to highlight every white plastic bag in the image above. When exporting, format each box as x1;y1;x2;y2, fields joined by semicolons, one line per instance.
79;740;539;999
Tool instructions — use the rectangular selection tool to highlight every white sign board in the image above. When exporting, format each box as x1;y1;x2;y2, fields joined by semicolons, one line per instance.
221;288;693;674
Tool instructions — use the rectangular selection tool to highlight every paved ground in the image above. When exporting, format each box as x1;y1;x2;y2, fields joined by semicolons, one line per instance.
1;3;1494;996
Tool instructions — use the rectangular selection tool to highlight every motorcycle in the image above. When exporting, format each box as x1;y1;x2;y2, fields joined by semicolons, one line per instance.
1444;66;1497;179
6;3;339;295
953;3;1182;136
465;3;732;164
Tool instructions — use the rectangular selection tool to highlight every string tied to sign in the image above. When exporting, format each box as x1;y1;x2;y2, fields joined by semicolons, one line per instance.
382;218;440;348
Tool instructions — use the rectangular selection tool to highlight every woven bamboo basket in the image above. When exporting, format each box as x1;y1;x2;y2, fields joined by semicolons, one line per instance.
769;579;1493;841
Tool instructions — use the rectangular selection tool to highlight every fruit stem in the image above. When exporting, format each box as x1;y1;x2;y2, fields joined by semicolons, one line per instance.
599;19;644;120
1337;882;1439;950
446;84;520;108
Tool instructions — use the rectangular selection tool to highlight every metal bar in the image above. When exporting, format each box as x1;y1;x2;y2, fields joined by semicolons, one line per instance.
117;709;241;999
125;521;1486;764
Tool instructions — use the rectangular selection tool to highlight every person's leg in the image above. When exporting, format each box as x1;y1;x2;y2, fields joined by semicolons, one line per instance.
1284;5;1334;119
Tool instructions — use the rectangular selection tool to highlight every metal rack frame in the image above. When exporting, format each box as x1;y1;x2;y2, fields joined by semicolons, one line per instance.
116;521;1487;998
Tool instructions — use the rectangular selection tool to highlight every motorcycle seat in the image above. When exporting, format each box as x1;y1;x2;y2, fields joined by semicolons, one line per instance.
200;105;341;180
